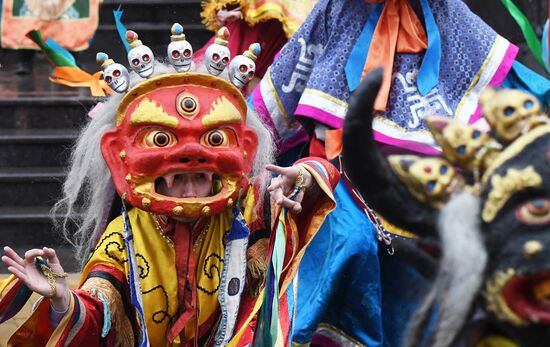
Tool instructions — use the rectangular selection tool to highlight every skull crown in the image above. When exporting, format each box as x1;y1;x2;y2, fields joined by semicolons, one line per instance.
97;25;261;94
229;43;261;90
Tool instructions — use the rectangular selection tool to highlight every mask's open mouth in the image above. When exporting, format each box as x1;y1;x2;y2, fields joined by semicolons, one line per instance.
131;169;241;216
154;171;223;199
503;270;550;324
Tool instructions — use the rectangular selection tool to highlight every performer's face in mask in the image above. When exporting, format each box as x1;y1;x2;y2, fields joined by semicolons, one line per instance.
101;75;258;218
155;171;214;199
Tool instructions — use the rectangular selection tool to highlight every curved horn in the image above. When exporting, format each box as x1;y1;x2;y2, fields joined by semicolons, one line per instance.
342;68;437;237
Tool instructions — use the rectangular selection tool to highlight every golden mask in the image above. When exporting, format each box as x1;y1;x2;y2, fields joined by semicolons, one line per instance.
479;88;547;143
388;155;463;208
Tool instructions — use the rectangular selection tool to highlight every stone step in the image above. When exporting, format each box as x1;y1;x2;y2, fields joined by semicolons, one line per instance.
0;129;77;167
0;206;83;273
0;167;64;207
0;95;93;130
0;246;79;273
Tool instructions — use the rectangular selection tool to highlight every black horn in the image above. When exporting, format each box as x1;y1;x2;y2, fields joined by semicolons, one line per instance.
342;68;437;237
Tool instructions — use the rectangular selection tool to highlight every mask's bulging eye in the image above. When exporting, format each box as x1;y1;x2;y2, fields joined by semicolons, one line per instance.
140;129;178;148
175;92;200;119
208;130;225;146
181;97;196;112
105;76;112;84
132;58;140;67
183;49;191;58
172;50;181;59
200;128;238;148
516;199;550;225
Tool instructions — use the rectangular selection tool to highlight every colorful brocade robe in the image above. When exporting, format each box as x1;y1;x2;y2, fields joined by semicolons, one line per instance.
252;0;519;155
0;158;339;346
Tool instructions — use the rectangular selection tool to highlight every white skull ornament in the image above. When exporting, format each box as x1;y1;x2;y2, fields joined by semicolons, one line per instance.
229;43;261;89
96;52;130;93
126;30;155;78
167;23;193;72
204;27;230;76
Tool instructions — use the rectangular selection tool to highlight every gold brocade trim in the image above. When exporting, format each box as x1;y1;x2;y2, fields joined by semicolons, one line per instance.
267;69;299;129
376;212;418;239
482;166;542;223
482;125;550;185
373;113;432;135
476;335;518;347
454;36;500;121
303;88;348;108
484;268;527;326
81;277;134;347
150;213;175;247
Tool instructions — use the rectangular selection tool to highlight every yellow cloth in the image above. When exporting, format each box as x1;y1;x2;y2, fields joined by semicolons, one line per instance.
80;188;256;345
477;335;518;347
201;0;317;38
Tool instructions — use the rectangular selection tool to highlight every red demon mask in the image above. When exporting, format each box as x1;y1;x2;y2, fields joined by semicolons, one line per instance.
101;73;258;218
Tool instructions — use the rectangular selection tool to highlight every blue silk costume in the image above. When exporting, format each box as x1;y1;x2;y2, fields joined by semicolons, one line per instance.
250;0;550;345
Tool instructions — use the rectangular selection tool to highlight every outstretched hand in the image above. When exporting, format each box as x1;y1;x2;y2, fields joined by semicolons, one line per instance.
266;164;314;213
2;246;70;312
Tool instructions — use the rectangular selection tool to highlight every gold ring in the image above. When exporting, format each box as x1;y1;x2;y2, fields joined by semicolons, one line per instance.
294;165;311;191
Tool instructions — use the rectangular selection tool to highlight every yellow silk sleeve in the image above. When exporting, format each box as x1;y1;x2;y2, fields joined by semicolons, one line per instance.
79;215;128;287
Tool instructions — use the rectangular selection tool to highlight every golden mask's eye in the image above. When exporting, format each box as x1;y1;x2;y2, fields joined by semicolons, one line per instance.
200;128;238;148
516;199;550;225
139;129;177;148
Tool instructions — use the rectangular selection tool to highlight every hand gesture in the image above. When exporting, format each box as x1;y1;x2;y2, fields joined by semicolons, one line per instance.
2;246;70;312
266;164;313;213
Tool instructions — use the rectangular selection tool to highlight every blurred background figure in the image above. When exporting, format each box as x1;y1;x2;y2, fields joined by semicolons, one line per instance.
0;0;103;75
195;0;318;94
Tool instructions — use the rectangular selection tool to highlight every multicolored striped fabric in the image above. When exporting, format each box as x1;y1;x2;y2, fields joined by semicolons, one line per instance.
0;276;33;324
